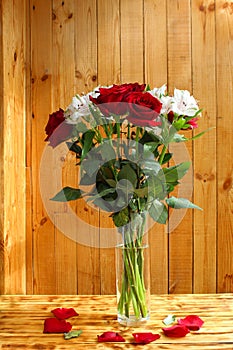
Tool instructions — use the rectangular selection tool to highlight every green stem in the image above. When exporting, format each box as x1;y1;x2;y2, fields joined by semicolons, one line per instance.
158;144;167;164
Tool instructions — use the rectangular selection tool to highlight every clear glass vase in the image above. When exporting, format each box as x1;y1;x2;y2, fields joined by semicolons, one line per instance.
115;211;150;326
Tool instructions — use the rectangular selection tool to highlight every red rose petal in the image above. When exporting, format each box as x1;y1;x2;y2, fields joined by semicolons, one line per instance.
43;318;72;333
178;315;204;331
51;307;79;320
162;324;190;338
133;332;161;344
97;331;125;342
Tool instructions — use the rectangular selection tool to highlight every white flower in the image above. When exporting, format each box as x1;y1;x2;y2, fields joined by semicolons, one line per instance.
171;89;199;116
149;84;167;99
160;95;174;115
65;94;91;124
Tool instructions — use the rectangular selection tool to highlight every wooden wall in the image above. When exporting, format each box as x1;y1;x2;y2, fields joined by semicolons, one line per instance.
0;0;232;295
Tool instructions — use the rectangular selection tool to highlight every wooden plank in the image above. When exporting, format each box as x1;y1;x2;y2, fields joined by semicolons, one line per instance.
0;0;4;294
97;0;121;85
167;0;193;293
0;0;27;294
216;0;233;293
74;0;101;294
120;0;144;83
192;0;217;293
31;0;56;294
144;0;168;294
51;0;77;295
97;0;121;294
0;294;233;349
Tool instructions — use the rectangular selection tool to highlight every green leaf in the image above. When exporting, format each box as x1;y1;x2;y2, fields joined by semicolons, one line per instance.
81;130;95;159
51;187;83;202
166;196;202;210
163;315;176;326
81;158;100;177
112;207;129;227
149;199;168;224
162;161;190;182
66;141;82;155
86;187;116;202
118;163;138;187
64;330;82;340
186;126;215;141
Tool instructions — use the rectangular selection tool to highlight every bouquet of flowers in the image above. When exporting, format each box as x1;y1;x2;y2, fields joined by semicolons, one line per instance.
45;82;203;325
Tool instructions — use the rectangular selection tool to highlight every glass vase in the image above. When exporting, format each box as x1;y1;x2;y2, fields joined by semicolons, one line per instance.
115;211;150;326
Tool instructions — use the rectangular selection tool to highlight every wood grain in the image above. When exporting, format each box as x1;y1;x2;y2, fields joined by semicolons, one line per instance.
216;0;233;293
0;0;27;294
0;294;233;349
0;0;233;296
167;0;193;293
144;0;169;294
192;0;217;293
74;0;101;294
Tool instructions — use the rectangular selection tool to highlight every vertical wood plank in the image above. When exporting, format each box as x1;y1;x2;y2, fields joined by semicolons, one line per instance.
0;0;4;294
121;0;144;83
97;0;121;294
144;0;168;293
52;0;77;294
74;0;101;294
0;0;27;294
167;0;193;293
31;0;56;294
216;0;233;292
192;0;217;293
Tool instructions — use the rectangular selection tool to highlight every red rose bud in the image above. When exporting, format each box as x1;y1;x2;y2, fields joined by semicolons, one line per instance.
178;315;204;331
43;318;72;333
97;331;125;342
51;307;79;320
162;324;190;338
132;332;161;344
45;108;73;147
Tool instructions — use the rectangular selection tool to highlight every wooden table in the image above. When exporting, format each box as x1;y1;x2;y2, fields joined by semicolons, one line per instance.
0;294;233;349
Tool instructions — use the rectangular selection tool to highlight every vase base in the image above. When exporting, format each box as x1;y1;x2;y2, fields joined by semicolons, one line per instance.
117;313;150;327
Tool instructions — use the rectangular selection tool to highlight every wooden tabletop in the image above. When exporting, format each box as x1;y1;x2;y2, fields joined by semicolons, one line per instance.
0;294;233;349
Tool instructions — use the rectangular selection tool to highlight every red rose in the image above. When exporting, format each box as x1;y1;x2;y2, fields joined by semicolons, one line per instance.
45;108;73;147
90;83;146;115
125;92;162;127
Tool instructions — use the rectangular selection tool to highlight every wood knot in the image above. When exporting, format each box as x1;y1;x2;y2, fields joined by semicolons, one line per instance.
52;12;56;20
223;177;232;191
195;172;215;182
41;74;49;82
92;75;97;81
14;51;17;62
75;70;82;79
208;3;215;11
199;4;206;12
68;13;73;19
40;217;48;226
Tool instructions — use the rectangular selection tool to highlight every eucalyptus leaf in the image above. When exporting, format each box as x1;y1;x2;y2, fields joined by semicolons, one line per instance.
81;130;95;159
149;199;168;224
118;163;138;187
64;330;82;340
162;314;176;326
51;187;83;202
162;161;190;182
166;196;202;210
112;207;129;227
